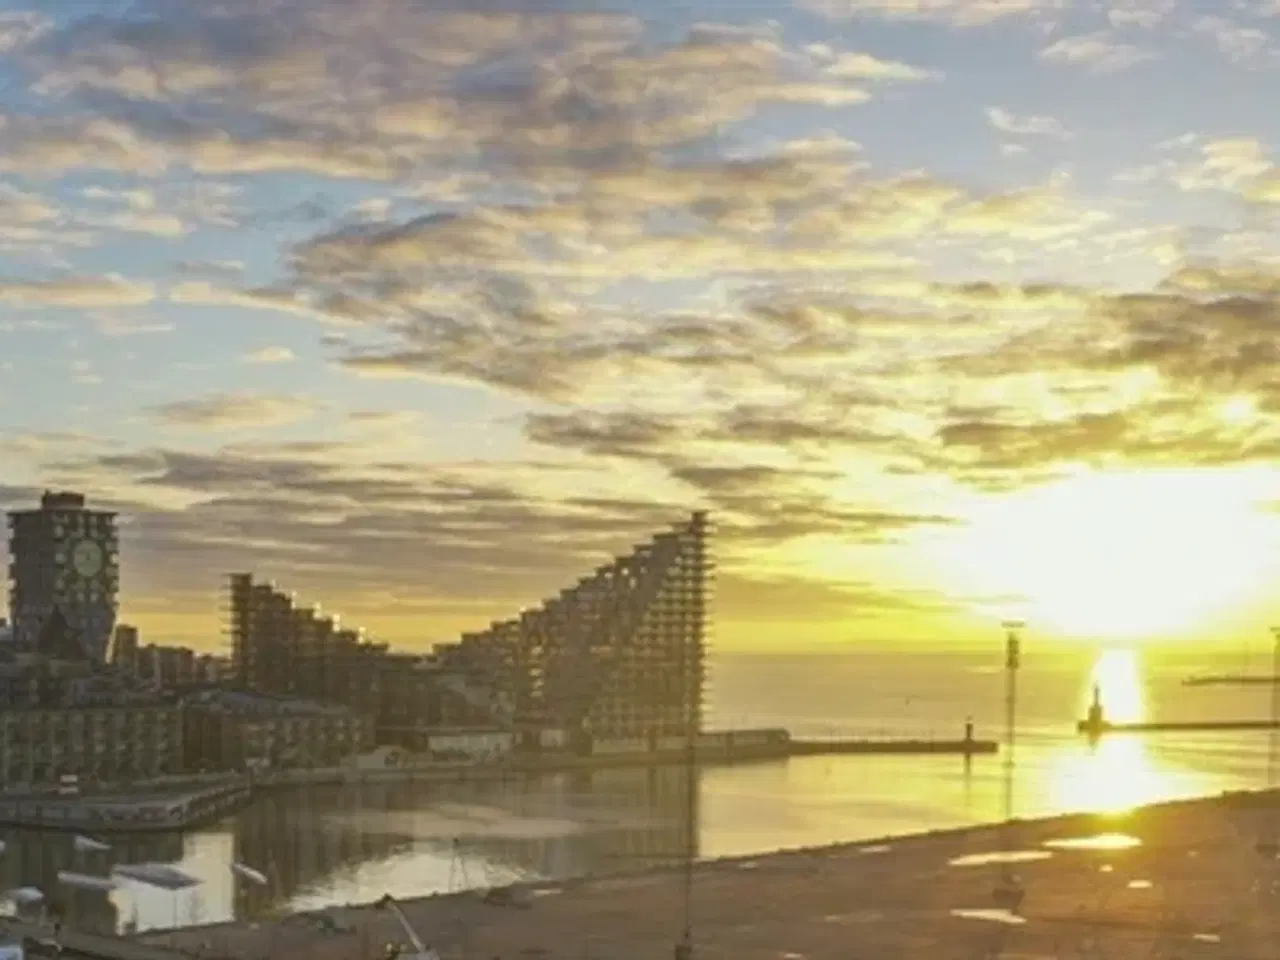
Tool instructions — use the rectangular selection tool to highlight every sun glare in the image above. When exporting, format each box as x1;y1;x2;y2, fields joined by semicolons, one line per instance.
1216;394;1258;425
1049;736;1175;815
1048;649;1197;814
1089;647;1144;724
941;467;1280;641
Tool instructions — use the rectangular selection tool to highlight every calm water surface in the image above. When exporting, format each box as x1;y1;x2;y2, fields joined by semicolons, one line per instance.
4;646;1276;932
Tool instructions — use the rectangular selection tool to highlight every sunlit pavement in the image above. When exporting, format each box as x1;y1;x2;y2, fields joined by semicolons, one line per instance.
142;791;1280;960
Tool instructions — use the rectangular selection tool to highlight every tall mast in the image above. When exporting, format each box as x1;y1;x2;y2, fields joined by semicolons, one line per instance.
1259;627;1280;858
994;619;1025;912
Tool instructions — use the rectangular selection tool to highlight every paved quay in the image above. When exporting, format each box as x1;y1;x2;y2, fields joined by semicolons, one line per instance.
0;917;195;960
140;790;1280;960
0;778;251;832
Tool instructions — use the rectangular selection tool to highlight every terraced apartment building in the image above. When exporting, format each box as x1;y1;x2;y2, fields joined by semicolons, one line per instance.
224;575;491;742
227;512;711;747
434;511;712;744
226;573;388;710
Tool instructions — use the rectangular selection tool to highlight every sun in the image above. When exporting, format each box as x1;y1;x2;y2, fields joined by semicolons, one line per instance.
938;467;1280;641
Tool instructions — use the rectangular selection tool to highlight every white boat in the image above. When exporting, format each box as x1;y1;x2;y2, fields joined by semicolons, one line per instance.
73;835;111;854
57;870;116;892
112;863;201;891
0;888;43;905
231;862;268;885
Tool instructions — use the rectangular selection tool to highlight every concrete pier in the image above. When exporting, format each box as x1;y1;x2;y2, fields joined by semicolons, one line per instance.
0;780;251;833
1078;684;1280;739
0;918;191;960
1079;717;1280;737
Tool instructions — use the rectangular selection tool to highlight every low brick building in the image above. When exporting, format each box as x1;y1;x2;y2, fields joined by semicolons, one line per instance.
183;688;373;773
0;703;183;787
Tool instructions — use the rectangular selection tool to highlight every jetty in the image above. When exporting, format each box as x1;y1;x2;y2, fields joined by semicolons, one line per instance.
0;917;191;960
257;728;995;790
787;737;996;757
1077;685;1280;739
1078;717;1280;736
557;727;996;765
0;780;251;833
1183;673;1280;687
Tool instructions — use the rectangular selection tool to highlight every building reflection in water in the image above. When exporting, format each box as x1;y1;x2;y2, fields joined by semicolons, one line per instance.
1;765;696;933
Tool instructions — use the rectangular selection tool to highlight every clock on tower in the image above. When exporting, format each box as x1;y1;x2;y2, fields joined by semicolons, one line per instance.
71;538;106;580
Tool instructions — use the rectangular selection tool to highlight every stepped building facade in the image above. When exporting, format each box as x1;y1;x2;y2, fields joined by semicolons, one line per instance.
226;512;711;748
435;511;711;744
225;575;495;745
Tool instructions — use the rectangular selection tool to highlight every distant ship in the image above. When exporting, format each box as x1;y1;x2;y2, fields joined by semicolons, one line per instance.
1182;674;1280;687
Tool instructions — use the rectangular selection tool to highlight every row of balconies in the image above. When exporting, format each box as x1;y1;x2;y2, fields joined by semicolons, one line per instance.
0;737;176;752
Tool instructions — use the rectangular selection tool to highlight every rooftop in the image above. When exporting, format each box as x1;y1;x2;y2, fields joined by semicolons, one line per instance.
181;687;357;717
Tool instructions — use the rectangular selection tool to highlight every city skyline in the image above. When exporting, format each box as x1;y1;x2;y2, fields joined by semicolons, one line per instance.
3;0;1280;650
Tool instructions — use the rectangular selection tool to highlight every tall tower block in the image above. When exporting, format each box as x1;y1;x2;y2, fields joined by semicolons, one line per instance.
7;491;119;662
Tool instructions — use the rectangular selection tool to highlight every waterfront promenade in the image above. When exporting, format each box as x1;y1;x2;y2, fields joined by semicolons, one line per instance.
0;729;993;831
138;789;1280;960
0;918;192;960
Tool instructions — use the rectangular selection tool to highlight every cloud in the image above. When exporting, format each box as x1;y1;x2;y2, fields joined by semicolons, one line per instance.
985;106;1071;139
810;48;942;82
1106;0;1175;29
524;410;681;459
169;281;334;322
715;572;960;624
282;163;1106;406
243;346;297;365
6;0;1280;649
0;113;402;180
1039;31;1153;72
521;407;952;544
345;410;419;428
0;276;155;307
1192;16;1268;62
4;6;881;183
150;393;320;431
798;0;1059;26
1174;137;1270;192
93;315;174;337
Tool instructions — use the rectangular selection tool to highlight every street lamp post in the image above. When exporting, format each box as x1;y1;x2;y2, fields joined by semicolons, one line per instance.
993;619;1025;912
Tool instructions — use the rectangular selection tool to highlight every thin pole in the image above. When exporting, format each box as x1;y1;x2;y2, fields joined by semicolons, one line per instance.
1269;627;1280;792
674;642;695;960
682;728;694;938
1001;623;1021;839
1262;627;1280;858
995;620;1025;911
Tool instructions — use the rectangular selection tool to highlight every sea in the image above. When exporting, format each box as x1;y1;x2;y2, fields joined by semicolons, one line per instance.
4;645;1279;933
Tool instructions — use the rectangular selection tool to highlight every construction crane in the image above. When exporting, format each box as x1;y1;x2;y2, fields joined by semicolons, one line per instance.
374;894;440;960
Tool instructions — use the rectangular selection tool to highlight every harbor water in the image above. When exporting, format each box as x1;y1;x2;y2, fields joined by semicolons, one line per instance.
2;645;1276;933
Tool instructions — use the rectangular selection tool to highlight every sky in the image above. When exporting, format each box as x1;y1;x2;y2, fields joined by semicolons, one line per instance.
3;0;1280;653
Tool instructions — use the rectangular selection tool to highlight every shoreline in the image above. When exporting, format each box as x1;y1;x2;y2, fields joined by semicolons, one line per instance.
136;785;1280;958
0;734;994;832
